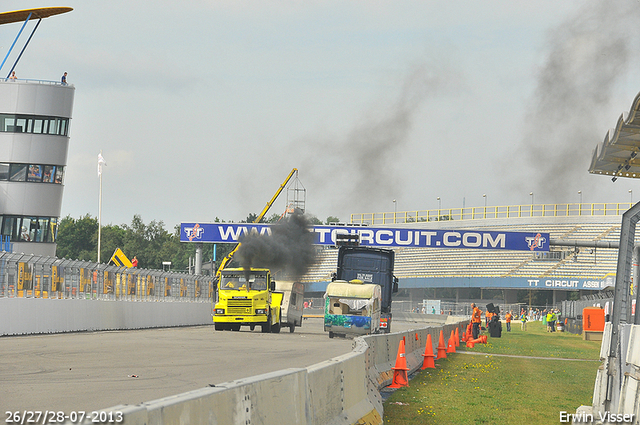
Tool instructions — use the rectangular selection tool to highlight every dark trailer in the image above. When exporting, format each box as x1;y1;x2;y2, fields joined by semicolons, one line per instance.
335;246;398;333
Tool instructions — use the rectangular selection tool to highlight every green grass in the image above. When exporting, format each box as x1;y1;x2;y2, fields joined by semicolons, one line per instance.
383;321;602;424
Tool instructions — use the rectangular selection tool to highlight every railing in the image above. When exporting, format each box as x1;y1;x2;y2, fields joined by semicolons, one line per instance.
0;251;214;302
350;202;633;225
0;78;72;87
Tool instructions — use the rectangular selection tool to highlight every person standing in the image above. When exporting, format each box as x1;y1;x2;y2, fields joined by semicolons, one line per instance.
471;303;482;339
131;256;138;268
61;72;68;85
9;71;17;80
520;309;528;331
547;310;557;332
485;310;493;327
505;311;513;332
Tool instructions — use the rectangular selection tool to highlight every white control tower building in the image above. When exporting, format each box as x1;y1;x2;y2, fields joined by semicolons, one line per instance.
0;7;74;256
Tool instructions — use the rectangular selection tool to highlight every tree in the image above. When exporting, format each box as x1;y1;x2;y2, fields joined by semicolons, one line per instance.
325;216;340;225
56;214;98;261
307;215;322;225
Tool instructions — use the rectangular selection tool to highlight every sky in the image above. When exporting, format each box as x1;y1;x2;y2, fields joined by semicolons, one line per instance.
3;1;640;231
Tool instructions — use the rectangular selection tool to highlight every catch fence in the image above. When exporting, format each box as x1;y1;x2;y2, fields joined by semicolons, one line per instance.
0;251;215;302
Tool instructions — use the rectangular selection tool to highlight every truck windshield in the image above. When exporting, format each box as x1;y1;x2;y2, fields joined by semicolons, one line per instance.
221;273;267;291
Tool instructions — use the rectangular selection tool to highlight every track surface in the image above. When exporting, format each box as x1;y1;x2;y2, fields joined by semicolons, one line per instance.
0;318;421;413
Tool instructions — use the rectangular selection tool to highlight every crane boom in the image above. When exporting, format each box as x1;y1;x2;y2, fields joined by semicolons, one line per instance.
215;168;298;276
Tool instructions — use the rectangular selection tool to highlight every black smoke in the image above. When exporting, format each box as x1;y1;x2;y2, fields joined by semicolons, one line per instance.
235;209;316;279
504;1;640;202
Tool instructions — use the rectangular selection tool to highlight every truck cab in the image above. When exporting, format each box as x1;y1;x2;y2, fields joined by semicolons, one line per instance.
323;279;381;338
213;268;282;333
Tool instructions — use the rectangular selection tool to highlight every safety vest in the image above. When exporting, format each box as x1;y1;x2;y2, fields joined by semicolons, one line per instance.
472;307;482;323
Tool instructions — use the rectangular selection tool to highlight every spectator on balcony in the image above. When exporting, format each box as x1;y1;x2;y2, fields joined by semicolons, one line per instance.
61;72;68;85
9;71;17;81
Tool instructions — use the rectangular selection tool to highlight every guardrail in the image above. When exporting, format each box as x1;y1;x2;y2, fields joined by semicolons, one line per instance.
351;202;633;225
0;78;72;86
76;316;467;425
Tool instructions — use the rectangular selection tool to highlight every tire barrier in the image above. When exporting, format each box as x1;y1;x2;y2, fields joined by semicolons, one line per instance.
72;320;467;425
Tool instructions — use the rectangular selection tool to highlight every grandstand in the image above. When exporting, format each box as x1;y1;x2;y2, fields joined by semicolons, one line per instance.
301;203;634;305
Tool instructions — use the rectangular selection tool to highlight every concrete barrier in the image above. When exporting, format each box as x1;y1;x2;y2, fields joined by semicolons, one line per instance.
618;324;640;424
71;320;467;425
575;323;640;425
0;298;212;335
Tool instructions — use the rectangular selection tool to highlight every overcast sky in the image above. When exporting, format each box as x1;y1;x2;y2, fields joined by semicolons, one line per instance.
3;1;640;230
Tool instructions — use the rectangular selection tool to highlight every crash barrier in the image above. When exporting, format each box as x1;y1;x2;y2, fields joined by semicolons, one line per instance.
0;297;213;335
574;323;640;424
393;311;466;325
561;294;615;322
565;318;582;335
0;251;215;302
73;321;467;425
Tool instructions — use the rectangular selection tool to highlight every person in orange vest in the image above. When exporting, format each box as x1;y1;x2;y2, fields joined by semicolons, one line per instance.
471;303;482;339
485;310;493;327
505;311;513;332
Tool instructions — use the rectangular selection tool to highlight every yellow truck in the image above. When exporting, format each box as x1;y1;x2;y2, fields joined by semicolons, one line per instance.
214;267;284;333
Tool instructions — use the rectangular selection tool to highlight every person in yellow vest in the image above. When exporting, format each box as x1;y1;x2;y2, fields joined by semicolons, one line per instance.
505;311;513;332
520;309;528;331
547;310;557;332
471;303;482;339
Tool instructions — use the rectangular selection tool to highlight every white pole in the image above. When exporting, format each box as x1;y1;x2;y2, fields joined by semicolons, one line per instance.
97;150;103;263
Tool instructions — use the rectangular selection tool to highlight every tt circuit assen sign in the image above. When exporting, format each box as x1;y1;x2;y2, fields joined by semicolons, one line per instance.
180;223;549;252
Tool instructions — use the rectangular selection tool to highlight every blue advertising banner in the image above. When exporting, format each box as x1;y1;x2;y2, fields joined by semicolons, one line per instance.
180;223;550;252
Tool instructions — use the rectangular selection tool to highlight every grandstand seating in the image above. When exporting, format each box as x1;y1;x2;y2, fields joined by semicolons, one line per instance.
301;214;632;283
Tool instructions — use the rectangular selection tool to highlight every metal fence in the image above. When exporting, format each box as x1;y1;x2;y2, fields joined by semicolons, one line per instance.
0;251;215;302
391;299;527;317
350;202;633;225
560;291;615;320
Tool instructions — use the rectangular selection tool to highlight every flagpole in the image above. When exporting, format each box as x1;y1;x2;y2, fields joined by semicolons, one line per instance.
97;150;103;263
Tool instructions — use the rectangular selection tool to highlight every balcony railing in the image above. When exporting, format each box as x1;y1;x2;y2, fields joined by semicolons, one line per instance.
350;202;633;225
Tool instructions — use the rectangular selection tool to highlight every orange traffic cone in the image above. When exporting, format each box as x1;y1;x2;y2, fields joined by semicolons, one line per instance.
421;334;436;369
454;328;460;347
466;339;475;348
389;339;410;388
437;330;447;359
467;335;488;345
461;329;468;343
446;330;456;353
466;323;473;340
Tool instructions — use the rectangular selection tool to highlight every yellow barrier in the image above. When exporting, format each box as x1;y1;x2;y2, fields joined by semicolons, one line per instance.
351;202;634;225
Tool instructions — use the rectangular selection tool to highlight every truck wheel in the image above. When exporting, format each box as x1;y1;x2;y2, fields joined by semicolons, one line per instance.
261;315;272;333
329;331;334;339
215;323;224;331
272;321;281;333
250;325;256;331
231;324;241;331
289;324;295;333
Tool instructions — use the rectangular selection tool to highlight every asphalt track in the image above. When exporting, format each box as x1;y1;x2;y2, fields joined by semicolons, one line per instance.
0;318;421;414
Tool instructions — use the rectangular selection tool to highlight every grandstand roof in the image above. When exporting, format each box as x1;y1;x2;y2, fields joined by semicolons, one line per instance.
0;7;72;25
589;90;640;180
